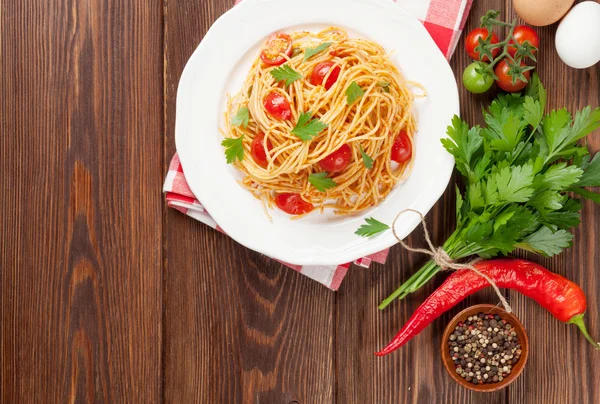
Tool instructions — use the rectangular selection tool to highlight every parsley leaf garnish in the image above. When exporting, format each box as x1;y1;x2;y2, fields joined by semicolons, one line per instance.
270;64;303;86
230;107;249;128
291;112;328;141
303;42;332;61
360;146;373;169
346;82;365;105
355;217;390;237
308;172;336;192
221;136;244;164
378;81;391;93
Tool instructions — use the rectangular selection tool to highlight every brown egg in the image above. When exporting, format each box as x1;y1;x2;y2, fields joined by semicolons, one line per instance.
514;0;574;26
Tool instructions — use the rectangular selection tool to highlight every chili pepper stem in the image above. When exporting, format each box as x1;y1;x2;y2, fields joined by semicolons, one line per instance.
568;313;600;349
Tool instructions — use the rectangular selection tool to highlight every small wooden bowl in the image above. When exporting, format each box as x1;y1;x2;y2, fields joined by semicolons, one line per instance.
441;304;529;392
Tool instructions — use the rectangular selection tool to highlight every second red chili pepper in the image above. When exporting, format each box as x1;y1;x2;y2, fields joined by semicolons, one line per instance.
375;258;599;356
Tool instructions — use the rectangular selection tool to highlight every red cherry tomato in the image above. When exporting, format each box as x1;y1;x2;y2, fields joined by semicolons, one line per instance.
251;132;273;168
495;60;530;93
309;62;341;90
465;28;500;62
260;33;293;66
275;193;314;215
319;144;352;173
391;131;412;164
507;25;539;58
263;91;292;120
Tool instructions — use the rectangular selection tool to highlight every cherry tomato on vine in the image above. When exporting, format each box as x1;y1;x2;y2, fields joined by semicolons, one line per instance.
309;62;341;90
507;26;539;58
275;193;314;215
391;131;412;164
251;132;273;168
465;28;500;62
263;91;292;120
260;33;293;66
462;62;494;94
495;60;530;93
319;144;352;173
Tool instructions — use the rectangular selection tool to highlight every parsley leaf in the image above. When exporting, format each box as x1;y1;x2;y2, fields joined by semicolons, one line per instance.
525;73;546;111
576;153;600;187
568;106;600;145
291;112;328;141
534;163;582;191
523;96;543;128
378;81;391;93
221;136;244;164
308;172;336;192
346;82;365;105
483;109;526;152
355;217;390;237
442;116;483;181
303;42;332;61
529;190;564;211
360;146;374;169
488;164;535;203
230;107;250;128
516;227;573;256
270;64;303;86
540;108;572;161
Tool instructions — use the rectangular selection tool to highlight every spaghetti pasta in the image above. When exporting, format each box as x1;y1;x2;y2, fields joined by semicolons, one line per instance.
221;27;423;217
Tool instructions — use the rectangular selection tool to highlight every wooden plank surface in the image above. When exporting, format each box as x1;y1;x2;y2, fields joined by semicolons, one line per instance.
2;0;599;403
161;2;335;403
0;1;164;402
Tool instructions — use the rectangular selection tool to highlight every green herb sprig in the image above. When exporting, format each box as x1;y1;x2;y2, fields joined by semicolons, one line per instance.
346;82;365;105
270;64;303;86
222;135;245;164
355;75;600;309
230;107;249;128
355;218;390;237
308;172;336;192
304;42;332;61
291;112;328;141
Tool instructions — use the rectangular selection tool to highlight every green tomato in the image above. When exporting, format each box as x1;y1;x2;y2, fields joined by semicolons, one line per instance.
462;62;493;94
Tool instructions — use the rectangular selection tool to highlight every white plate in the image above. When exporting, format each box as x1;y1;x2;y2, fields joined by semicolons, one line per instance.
176;0;458;265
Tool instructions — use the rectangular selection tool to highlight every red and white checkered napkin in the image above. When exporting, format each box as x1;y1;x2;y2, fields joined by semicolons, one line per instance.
164;0;472;290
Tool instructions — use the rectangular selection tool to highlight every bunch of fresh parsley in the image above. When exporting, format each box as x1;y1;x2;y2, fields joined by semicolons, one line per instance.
356;74;600;309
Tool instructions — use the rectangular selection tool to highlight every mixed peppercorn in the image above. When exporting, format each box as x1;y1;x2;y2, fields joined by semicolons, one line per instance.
448;312;522;385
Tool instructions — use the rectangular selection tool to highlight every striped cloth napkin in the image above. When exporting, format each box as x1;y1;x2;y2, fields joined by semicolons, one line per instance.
164;0;472;290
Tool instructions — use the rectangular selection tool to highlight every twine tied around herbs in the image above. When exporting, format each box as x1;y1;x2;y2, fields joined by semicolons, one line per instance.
392;209;512;313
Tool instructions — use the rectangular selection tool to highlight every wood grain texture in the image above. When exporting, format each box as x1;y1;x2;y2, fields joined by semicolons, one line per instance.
0;0;164;402
506;2;600;403
162;2;334;403
2;0;600;403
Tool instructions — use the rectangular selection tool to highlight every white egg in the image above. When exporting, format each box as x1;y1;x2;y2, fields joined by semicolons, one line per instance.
555;1;600;69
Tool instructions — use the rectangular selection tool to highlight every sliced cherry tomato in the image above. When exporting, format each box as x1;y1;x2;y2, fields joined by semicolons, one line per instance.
263;91;292;120
391;131;412;164
495;60;530;93
465;28;500;62
462;62;494;94
251;132;273;168
319;144;352;173
507;26;539;58
260;33;293;66
275;193;314;215
309;62;341;90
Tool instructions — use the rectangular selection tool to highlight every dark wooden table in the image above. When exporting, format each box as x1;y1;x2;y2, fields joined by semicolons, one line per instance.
2;0;599;403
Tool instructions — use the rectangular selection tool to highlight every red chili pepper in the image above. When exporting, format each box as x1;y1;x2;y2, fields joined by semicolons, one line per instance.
375;259;600;356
